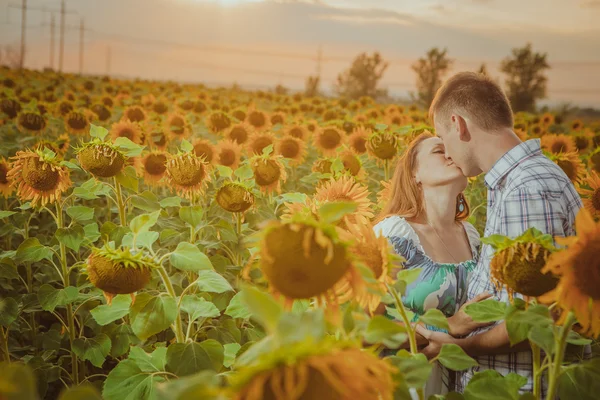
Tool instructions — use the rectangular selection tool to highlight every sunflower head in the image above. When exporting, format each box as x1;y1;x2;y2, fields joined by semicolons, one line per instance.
247;132;276;157
313;175;374;228
123;106;147;123
250;152;287;194
232;108;247;122
366;130;399;161
578;170;600;218
216;139;243;170
91;103;112;122
284;125;309;141
76;140;126;178
166;112;190;138
0;98;21;118
348;126;370;154
134;151;168;185
546;151;585;184
276;136;307;165
86;245;157;304
571;119;584;132
165;151;211;199
0;157;14;197
7;148;72;207
246;109;271;131
314;126;344;156
541;134;576;155
541;112;555;126
215;182;255;213
226;123;254;145
110;120;144;145
339;151;362;178
16;111;46;135
192;138;216;164
484;228;559;299
65;110;91;135
206;110;232;133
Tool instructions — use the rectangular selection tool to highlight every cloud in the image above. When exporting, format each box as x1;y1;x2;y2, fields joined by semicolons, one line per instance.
311;13;414;26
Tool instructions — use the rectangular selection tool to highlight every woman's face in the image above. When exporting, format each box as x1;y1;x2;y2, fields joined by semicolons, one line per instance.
414;137;468;190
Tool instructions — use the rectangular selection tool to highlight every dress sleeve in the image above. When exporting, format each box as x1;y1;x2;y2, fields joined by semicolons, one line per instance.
373;216;418;242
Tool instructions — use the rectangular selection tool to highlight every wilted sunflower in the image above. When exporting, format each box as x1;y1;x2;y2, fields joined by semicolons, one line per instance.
250;154;287;194
578;171;600;218
366;131;399;162
192;138;217;165
0;98;21;118
142;121;169;150
216;140;243;170
65;110;90;135
284;124;309;141
77;142;126;178
0;157;13;197
165;152;211;199
338;151;363;178
165;113;191;139
314;175;374;226
247;131;276;157
134;151;168;185
86;245;157;305
122;105;147;123
276;136;307;166
348;126;370;155
16;111;46;135
230;338;396;400
539;208;600;337
246;109;271;131
215;182;255;213
7;149;72;207
313;126;345;157
541;134;577;155
548;151;585;184
110;120;144;144
484;228;559;300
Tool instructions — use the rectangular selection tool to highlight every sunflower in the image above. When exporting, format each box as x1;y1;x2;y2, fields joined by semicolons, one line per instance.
514;128;528;142
247;132;276;157
276;136;307;166
541;134;577;155
570;119;584;132
385;113;405;127
206;110;232;133
165;113;191;139
338;150;363;179
226;123;254;145
77;142;126;178
178;99;195;112
312;158;332;175
7;149;72;207
110;120;144;144
193;100;208;115
0;157;13;197
540;112;555;126
134;151;168;185
232;108;247;122
270;111;286;126
33;139;61;157
122;106;147;123
284;125;309;142
539;208;600;337
192;138;217;165
313;126;345;157
16;111;46;135
86;245;157;305
305;120;319;133
590;149;600;173
578;171;600;218
0;98;21;118
548;151;585;184
152;99;169;115
216;140;243;170
376;180;391;209
574;134;591;152
484;228;558;300
250;154;287;195
90;103;112;122
230;338;396;400
65;110;90;135
215;182;255;213
246;109;271;131
366;131;399;162
165;152;211;200
529;124;545;138
348;126;370;155
314;176;374;227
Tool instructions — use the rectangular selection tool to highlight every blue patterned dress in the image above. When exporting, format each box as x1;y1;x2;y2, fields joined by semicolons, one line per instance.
373;215;481;396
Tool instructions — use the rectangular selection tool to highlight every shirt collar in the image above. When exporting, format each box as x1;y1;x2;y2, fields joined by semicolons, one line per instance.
484;139;542;190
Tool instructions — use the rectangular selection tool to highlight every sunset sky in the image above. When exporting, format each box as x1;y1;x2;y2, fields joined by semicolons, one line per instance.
1;0;599;106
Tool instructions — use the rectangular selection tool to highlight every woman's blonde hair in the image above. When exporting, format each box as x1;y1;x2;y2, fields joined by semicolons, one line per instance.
373;131;470;225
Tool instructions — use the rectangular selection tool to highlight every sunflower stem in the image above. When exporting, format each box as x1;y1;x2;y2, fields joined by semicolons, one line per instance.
235;212;243;266
386;283;418;354
0;326;9;362
113;177;127;227
383;160;390;181
157;263;185;343
531;341;542;399
546;311;577;400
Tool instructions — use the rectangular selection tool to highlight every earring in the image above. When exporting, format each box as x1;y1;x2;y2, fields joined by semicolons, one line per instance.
458;194;465;213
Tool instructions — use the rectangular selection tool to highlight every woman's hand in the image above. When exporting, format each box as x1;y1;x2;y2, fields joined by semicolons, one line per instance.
447;292;494;338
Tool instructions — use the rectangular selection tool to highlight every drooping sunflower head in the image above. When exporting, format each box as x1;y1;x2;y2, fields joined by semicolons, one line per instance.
0;98;21;119
547;151;585;184
541;134;576;155
123;105;147;123
312;158;332;175
540;208;600;338
366;129;400;162
230;337;397;400
76;141;126;178
574;134;591;153
7;148;72;207
86;245;158;304
313;126;345;157
275;135;307;166
314;175;374;228
65;110;90;135
16;111;46;135
0;157;14;197
215;182;255;213
206;110;232;133
110;120;144;145
134;150;168;185
246;109;271;131
578;170;600;218
192;138;216;164
143;121;170;150
485;228;559;300
338;150;363;178
165;151;211;199
165;112;191;139
250;154;287;194
216;139;243;170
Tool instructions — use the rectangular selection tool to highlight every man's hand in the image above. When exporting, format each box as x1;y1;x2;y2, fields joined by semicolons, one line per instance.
448;292;494;337
415;325;457;360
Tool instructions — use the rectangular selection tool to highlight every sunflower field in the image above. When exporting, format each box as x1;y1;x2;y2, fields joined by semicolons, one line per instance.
0;68;599;400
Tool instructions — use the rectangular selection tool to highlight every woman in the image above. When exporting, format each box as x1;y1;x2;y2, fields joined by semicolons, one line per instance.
373;132;489;396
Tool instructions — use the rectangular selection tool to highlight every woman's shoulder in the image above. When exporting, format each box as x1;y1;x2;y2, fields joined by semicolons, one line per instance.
373;215;415;240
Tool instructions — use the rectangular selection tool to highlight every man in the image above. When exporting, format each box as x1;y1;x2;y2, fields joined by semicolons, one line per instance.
415;71;583;394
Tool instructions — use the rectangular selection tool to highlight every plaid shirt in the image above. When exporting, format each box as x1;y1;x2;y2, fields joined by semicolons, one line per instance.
456;139;583;394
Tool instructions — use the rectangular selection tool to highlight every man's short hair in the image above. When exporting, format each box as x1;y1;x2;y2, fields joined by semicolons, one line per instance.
429;71;514;131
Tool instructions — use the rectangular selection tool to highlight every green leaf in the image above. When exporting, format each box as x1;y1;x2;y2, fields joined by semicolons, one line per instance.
195;270;233;293
419;309;450;331
130;211;160;234
83;222;101;243
180;139;193;153
179;206;204;228
165;340;224;377
72;333;111;368
58;384;103;400
463;370;526;400
153;371;222;400
103;347;167;400
215;165;233;178
129;293;177;340
364;315;407;348
89;124;109;140
0;211;17;219
436;343;478;371
239;285;283;333
223;343;241;368
277;192;307;204
106;324;135;358
505;304;552;346
234;164;253;180
15;238;53;263
224;292;252;319
131;191;161;212
90;294;132;326
66;206;94;222
136;231;159;250
566;330;593;346
388;351;432;388
181;295;220;322
318;201;358;224
115;166;139;193
0;297;19;327
170;242;213;272
528;325;555;355
0;361;39;400
37;285;79;312
464;299;507;323
73;178;111;200
60;160;82;171
114;137;145;157
55;225;86;252
396;268;422;285
159;196;181;208
558;358;600;400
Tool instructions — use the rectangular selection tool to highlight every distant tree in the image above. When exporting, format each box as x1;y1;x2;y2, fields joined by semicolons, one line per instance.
274;84;288;95
500;43;550;113
334;52;389;100
0;45;20;68
410;48;453;108
305;75;320;97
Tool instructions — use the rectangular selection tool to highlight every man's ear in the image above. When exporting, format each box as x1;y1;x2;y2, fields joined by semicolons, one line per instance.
453;115;471;142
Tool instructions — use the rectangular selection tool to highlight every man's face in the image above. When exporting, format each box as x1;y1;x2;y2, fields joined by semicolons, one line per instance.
434;114;480;177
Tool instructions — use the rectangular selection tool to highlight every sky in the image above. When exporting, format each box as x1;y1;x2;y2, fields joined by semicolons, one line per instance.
1;0;599;106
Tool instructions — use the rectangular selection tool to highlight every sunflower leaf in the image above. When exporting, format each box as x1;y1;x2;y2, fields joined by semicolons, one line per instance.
170;242;213;272
464;298;507;323
195;270;233;293
15;238;53;263
165;340;224;377
180;139;193;153
239;284;282;333
364;315;408;348
58;384;103;400
318;201;358;224
89;124;109;140
72;333;111;368
418;308;450;331
0;297;19;327
114;137;145;157
435;343;478;371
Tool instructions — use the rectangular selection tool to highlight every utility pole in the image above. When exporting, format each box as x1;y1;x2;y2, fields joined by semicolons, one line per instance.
20;0;26;69
106;46;111;75
59;0;65;72
50;13;55;69
79;17;84;74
